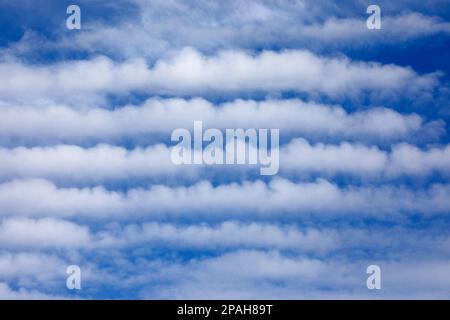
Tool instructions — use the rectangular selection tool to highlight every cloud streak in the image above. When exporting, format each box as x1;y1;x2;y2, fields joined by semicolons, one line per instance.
0;98;437;145
0;48;439;102
0;178;449;219
2;139;450;182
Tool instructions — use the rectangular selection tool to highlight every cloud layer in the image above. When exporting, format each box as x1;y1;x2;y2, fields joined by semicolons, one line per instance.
0;0;449;299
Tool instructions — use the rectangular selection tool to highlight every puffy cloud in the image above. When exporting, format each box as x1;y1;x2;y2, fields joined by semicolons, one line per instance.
0;143;185;182
283;139;450;178
0;56;150;103
0;252;67;287
388;143;450;176
0;218;91;249
282;139;387;176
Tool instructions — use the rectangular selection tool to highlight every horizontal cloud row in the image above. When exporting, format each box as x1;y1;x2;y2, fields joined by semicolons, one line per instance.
0;218;334;252
1;218;448;258
0;178;449;219
2;139;449;182
140;250;450;299
0;48;438;102
10;2;450;59
0;98;437;145
1;249;449;299
297;12;450;44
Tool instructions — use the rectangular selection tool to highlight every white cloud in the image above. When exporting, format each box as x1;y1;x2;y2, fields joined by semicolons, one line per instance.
0;252;66;286
0;143;186;182
0;282;63;299
283;138;450;178
0;218;91;249
141;250;331;299
388;143;450;176
0;56;149;103
282;138;387;176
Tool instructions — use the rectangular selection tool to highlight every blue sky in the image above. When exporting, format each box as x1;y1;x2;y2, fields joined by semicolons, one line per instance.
0;0;449;299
